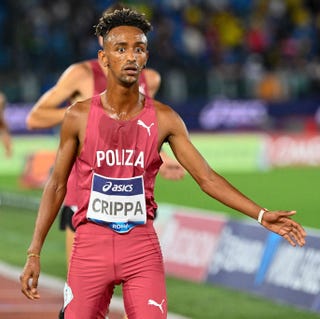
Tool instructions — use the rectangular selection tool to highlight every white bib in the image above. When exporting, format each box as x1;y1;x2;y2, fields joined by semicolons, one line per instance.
87;173;147;233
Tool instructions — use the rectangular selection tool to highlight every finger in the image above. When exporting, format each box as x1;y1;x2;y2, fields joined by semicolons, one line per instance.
20;277;35;300
282;232;297;247
20;273;29;296
290;225;306;247
288;219;307;243
282;224;306;247
31;276;40;299
279;210;297;218
292;221;307;237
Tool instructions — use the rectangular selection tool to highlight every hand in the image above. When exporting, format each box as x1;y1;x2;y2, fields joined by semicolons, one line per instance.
159;153;185;181
159;159;185;180
261;210;306;247
20;256;41;300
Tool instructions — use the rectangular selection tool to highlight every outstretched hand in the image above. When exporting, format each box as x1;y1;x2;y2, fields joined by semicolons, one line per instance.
261;210;306;247
20;257;41;300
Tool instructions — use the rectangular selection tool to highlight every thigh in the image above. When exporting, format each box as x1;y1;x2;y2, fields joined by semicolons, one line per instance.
64;225;115;319
121;228;167;319
123;268;167;319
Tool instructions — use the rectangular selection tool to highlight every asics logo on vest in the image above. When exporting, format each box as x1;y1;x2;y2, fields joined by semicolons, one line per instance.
102;181;134;193
137;120;154;136
148;299;165;314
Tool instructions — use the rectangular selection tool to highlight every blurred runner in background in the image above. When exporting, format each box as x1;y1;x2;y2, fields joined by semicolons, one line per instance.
0;91;12;158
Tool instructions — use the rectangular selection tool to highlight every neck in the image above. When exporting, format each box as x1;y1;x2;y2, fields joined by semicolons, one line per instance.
102;85;143;120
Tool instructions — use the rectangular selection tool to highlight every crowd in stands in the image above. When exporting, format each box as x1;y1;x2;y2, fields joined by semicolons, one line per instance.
1;0;320;104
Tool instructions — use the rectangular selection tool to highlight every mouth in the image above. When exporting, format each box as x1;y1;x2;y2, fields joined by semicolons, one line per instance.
123;65;139;75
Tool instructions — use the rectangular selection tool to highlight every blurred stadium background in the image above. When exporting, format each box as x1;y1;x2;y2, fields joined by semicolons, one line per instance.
1;0;320;318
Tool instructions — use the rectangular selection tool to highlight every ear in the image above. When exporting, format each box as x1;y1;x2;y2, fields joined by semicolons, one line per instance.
98;36;103;48
98;49;109;68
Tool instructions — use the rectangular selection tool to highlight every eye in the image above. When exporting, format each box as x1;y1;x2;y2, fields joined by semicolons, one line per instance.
117;47;125;53
135;47;144;53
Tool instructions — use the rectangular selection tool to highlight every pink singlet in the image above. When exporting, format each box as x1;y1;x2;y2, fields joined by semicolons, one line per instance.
64;60;150;209
64;94;166;319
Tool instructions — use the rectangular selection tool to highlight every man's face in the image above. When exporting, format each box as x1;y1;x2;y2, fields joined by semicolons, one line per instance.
101;26;148;86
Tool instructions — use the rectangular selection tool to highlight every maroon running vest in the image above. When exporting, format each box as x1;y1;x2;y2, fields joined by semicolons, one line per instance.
72;94;162;228
64;60;150;207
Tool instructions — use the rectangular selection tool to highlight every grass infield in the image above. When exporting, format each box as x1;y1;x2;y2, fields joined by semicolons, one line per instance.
1;166;319;318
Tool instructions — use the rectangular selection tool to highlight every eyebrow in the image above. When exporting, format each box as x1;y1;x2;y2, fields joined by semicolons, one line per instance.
114;41;147;46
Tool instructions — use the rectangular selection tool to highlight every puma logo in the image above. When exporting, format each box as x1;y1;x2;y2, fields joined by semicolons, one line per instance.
137;119;154;136
148;299;165;314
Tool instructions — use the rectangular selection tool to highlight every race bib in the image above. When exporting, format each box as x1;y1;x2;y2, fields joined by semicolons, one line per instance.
87;173;147;233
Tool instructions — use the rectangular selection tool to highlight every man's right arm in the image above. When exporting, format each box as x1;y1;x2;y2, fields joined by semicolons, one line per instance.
20;104;81;299
26;63;86;129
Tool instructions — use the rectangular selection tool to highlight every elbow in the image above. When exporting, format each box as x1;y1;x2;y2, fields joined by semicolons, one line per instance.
198;175;219;199
46;177;67;199
199;183;210;196
198;177;212;195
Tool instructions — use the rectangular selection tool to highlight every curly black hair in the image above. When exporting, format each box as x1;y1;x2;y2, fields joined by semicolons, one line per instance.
95;8;152;39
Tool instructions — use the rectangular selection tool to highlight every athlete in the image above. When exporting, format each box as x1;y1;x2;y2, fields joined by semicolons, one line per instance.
26;5;185;267
0;91;12;157
20;8;306;319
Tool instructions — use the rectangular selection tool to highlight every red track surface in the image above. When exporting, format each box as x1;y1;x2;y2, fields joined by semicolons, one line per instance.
0;274;124;319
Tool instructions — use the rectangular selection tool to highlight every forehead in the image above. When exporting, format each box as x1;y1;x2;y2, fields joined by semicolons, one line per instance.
106;26;147;45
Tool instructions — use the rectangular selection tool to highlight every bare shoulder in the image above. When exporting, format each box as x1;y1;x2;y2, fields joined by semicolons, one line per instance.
64;97;91;122
144;68;161;81
153;100;180;119
153;99;187;143
62;60;92;80
143;68;161;97
56;60;94;102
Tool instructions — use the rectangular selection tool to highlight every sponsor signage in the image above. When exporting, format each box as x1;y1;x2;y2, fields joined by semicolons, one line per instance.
258;232;320;312
157;204;320;314
267;133;320;167
206;220;270;291
159;210;226;282
199;99;268;130
5;103;54;134
206;219;320;313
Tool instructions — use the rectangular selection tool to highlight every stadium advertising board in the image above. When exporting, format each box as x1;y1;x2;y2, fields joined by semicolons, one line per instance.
206;219;320;313
206;220;270;291
266;133;320;167
257;231;320;312
156;204;320;314
158;209;226;282
199;98;268;130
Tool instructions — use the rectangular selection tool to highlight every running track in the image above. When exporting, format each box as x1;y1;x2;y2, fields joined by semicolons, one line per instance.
0;261;188;319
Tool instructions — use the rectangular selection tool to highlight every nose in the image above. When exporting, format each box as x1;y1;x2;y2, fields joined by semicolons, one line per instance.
127;48;137;62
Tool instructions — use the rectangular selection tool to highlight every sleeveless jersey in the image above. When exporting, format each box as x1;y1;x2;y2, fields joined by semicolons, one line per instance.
72;94;162;229
64;60;150;207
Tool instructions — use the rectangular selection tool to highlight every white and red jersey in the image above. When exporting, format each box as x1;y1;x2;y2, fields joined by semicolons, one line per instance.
64;60;150;208
72;94;162;229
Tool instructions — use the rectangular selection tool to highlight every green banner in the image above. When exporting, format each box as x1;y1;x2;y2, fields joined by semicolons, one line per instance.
162;133;269;173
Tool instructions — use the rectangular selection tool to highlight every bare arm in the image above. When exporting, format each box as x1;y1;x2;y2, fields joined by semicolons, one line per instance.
157;103;306;247
26;63;90;129
144;68;186;180
0;93;12;157
144;68;161;98
20;105;80;300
